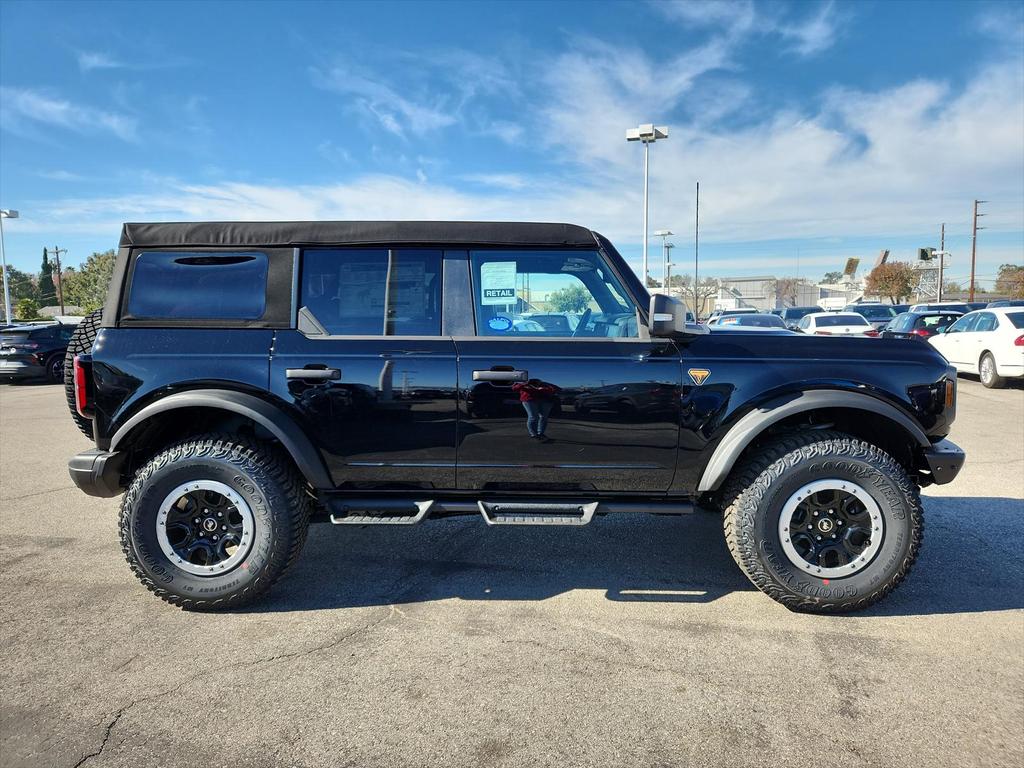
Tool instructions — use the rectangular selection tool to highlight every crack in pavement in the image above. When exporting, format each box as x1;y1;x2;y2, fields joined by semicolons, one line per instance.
66;605;395;767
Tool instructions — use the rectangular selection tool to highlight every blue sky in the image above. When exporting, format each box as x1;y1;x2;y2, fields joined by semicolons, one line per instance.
1;0;1022;287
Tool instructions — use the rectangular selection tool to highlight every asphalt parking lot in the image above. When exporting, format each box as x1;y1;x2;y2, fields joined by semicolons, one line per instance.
1;378;1021;768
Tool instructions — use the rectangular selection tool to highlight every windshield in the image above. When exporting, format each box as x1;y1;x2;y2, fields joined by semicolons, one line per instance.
817;314;869;327
854;306;894;320
721;314;785;327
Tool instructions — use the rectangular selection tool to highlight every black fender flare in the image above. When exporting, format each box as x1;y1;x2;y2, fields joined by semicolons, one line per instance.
109;389;333;489
696;389;931;492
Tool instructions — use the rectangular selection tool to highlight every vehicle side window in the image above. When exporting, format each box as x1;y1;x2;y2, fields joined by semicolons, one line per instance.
301;249;442;336
469;250;639;338
798;316;811;330
59;327;75;342
127;251;268;320
974;312;997;332
29;327;55;340
892;313;911;331
946;314;978;334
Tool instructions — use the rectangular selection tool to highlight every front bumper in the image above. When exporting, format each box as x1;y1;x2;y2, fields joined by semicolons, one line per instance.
68;449;126;497
920;439;965;485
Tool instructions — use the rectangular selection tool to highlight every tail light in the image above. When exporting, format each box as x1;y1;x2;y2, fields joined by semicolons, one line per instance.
73;356;93;418
911;329;932;337
864;329;880;337
1015;334;1024;347
814;330;832;335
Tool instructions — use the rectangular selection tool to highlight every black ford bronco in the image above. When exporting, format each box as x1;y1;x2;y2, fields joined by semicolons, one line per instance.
66;221;965;612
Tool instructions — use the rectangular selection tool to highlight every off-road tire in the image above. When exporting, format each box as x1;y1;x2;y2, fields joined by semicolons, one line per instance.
119;435;312;610
63;309;103;436
979;352;1005;389
722;430;923;613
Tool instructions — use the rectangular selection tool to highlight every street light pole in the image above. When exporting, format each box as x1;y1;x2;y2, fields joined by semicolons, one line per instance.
626;124;668;287
654;230;674;291
0;209;19;324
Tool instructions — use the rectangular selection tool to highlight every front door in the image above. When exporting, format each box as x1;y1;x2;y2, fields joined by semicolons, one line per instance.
454;248;681;493
270;247;459;490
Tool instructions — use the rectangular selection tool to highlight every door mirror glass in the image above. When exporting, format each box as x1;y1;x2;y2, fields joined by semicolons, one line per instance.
648;294;707;337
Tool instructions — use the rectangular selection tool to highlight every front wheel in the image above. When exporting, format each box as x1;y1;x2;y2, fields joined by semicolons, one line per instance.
979;352;1005;389
120;435;311;610
722;431;923;613
45;353;64;383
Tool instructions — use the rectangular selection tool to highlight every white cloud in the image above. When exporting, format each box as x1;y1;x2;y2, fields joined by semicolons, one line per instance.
655;0;843;58
77;51;123;71
776;1;841;57
311;64;457;138
460;173;531;190
0;87;138;142
37;170;86;182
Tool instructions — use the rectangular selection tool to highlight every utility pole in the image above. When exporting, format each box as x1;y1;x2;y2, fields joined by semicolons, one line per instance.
970;200;987;302
694;181;700;318
46;246;67;316
938;223;945;302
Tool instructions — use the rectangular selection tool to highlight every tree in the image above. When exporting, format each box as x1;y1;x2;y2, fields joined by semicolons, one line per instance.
37;249;56;306
15;298;40;320
645;275;661;288
942;281;964;295
822;271;844;284
771;277;806;307
674;274;719;319
995;264;1024;299
62;250;116;313
0;265;38;302
865;261;916;303
548;283;591;313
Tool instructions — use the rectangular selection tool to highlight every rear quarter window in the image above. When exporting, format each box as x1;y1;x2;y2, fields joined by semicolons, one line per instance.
126;252;268;320
1005;312;1024;329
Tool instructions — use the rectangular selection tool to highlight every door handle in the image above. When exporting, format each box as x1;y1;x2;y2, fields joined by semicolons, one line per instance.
286;367;341;380
472;369;527;382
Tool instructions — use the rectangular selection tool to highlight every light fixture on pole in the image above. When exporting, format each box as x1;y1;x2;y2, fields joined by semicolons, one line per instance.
0;209;19;324
654;230;674;292
626;123;668;287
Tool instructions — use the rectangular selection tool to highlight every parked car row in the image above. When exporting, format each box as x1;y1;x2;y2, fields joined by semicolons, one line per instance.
0;320;80;383
704;304;1023;389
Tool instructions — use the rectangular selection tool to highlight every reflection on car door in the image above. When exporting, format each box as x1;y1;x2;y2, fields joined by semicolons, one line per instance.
454;248;681;493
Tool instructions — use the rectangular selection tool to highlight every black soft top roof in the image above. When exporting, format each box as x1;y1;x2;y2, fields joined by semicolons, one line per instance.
119;221;599;249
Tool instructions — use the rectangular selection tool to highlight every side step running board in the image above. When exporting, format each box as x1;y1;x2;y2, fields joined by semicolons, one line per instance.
324;498;693;526
330;500;433;525
478;501;599;526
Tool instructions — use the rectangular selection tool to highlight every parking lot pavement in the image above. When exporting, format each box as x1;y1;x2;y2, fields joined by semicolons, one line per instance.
1;379;1021;768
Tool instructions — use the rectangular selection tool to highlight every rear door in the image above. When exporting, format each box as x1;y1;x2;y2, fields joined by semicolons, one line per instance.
269;247;459;490
453;248;681;493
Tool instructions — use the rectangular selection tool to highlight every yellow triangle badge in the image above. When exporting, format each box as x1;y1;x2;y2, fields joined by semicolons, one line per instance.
688;368;711;386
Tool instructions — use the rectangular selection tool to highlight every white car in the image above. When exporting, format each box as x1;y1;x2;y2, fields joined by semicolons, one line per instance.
927;307;1024;388
796;312;876;336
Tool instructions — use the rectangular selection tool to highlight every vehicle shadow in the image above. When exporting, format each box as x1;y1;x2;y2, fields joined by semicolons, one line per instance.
245;495;1023;617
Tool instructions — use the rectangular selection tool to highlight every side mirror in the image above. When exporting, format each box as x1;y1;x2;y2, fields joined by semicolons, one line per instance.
649;294;708;337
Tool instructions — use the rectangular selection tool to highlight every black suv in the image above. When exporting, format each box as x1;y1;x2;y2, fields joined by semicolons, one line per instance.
1;322;76;382
66;221;965;613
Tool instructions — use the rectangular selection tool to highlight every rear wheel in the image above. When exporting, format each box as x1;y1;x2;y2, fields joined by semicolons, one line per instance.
722;431;922;613
979;352;1005;389
63;309;103;436
119;435;312;610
